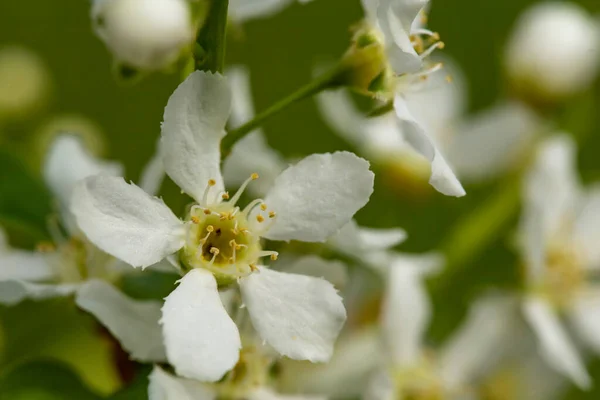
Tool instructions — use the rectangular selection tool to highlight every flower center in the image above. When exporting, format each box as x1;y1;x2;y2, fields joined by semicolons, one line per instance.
179;174;278;285
393;360;445;400
541;242;585;307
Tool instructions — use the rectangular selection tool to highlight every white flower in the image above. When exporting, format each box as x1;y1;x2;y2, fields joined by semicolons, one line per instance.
91;0;194;70
229;0;313;23
0;133;167;362
71;70;375;382
517;134;600;389
505;2;600;101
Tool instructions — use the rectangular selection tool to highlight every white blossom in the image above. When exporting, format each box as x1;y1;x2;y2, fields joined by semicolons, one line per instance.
71;70;375;382
517;134;600;389
91;0;194;70
505;2;600;101
229;0;314;23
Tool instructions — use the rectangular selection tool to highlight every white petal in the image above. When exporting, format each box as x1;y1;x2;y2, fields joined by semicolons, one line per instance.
262;152;374;242
281;255;348;289
161;269;241;381
229;0;294;21
226;65;256;129
364;369;395;400
71;175;185;268
239;267;346;362
43;134;123;210
0;280;78;305
161;71;231;201
380;258;432;367
148;366;216;400
569;289;600;354
75;280;166;362
522;296;590;389
222;132;286;198
139;140;166;196
0;251;54;281
439;296;518;388
328;220;406;265
394;95;465;197
574;186;600;268
248;387;326;400
448;101;540;182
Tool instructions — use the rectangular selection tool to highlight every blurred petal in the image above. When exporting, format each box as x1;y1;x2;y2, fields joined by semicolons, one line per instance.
381;257;433;366
569;289;600;354
281;255;348;289
229;0;294;21
43;134;123;210
161;269;241;381
139;141;165;196
439;296;517;388
148;366;216;400
239;267;346;362
364;369;395;400
248;387;325;400
0;251;54;281
227;65;256;128
448;101;539;182
522;296;590;389
262;152;374;242
394;95;465;197
72;175;185;268
76;280;166;362
0;280;77;305
161;71;230;201
574;186;600;268
222;132;286;198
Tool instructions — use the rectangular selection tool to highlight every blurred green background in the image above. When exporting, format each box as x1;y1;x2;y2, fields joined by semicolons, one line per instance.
1;0;600;398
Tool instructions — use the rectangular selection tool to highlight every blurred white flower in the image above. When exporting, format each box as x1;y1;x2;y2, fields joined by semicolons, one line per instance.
0;133;167;362
229;0;313;22
0;46;51;119
505;2;600;102
91;0;194;70
71;70;375;382
518;134;600;390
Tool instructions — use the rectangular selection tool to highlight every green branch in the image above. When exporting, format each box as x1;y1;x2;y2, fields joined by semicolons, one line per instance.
195;0;229;73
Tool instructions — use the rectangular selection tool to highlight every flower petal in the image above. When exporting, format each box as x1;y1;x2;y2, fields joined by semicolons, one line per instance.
148;366;216;400
239;267;346;362
439;296;518;388
161;71;231;201
75;280;166;362
248;387;326;400
381;257;434;367
364;369;395;400
0;251;54;281
569;289;600;354
43;134;123;210
161;269;241;381
262;152;374;242
281;255;348;289
522;296;590;389
71;175;185;268
574;186;600;268
229;0;295;21
139;140;166;196
0;280;77;305
394;95;465;197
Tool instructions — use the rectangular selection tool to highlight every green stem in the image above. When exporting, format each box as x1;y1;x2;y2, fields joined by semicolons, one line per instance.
222;64;347;153
195;0;229;73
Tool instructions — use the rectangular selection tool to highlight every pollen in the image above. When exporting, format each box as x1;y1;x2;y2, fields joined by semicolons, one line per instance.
251;173;259;180
268;211;276;218
260;203;267;211
191;216;200;224
222;192;230;200
256;215;265;223
208;179;216;186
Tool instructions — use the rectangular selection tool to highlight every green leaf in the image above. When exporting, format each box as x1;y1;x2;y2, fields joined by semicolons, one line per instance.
109;365;151;400
119;271;179;301
0;360;102;400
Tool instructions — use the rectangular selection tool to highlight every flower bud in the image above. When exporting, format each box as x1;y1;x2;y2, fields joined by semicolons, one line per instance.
92;0;194;71
505;2;600;103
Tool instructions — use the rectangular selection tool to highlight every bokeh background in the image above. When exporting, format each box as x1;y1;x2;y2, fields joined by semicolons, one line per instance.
0;0;599;398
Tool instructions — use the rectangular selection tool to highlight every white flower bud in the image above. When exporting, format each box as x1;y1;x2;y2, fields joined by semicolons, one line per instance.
92;0;194;70
505;2;600;101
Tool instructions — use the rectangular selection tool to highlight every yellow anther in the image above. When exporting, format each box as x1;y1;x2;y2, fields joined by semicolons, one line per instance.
203;209;211;215
220;213;228;220
229;239;237;247
445;75;453;83
210;247;220;255
270;253;278;261
438;41;446;50
228;213;236;220
221;192;230;200
432;32;440;41
251;173;259;180
268;211;276;219
208;179;216;186
249;263;258;272
260;203;267;211
206;225;214;232
256;215;265;223
191;216;200;224
420;75;429;81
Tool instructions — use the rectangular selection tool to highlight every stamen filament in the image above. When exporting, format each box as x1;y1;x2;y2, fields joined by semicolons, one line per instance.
229;173;259;206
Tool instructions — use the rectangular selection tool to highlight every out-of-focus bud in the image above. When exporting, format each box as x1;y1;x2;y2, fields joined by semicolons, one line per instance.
91;0;195;71
0;46;51;120
505;2;600;103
